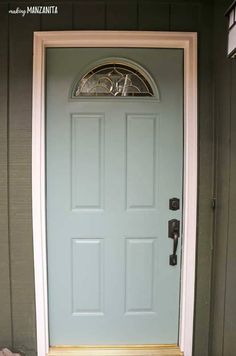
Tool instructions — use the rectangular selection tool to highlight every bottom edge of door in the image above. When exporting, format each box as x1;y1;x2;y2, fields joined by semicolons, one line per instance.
48;345;183;356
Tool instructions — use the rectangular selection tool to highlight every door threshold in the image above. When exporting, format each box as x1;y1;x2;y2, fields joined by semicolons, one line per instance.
49;345;183;356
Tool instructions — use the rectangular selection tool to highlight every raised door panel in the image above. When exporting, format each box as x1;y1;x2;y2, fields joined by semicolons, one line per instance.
125;238;157;314
71;114;104;210
126;114;158;210
72;238;104;315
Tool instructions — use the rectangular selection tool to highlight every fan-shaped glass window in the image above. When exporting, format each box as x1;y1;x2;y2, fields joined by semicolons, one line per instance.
72;63;157;98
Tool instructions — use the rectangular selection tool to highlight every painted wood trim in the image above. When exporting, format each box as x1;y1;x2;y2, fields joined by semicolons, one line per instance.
32;30;49;355
49;345;183;356
179;33;198;356
33;30;194;48
32;31;197;356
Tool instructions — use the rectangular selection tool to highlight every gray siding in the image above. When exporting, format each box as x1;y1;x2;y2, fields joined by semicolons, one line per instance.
210;1;236;356
0;0;231;355
193;3;215;355
8;8;40;355
0;3;12;348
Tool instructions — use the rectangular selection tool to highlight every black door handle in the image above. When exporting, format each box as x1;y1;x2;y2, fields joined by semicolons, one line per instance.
168;219;180;266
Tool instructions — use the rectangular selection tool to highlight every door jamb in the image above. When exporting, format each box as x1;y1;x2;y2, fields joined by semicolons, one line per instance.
32;31;197;356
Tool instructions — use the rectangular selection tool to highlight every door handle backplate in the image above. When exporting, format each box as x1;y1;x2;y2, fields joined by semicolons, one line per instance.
168;219;180;266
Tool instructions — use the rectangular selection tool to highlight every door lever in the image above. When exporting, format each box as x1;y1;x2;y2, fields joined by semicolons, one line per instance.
168;219;180;266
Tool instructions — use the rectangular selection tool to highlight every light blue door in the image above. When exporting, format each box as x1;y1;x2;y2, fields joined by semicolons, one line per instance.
46;48;183;346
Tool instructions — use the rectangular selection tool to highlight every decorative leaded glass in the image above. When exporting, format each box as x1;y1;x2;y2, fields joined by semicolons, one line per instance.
73;63;155;97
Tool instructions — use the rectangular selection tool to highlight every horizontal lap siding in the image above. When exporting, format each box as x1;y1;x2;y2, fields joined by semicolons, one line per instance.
8;4;40;355
2;1;215;355
190;4;214;356
0;3;12;348
211;13;231;356
210;1;235;356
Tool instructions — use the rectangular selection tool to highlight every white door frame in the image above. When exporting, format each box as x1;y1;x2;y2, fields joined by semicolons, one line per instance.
32;31;197;356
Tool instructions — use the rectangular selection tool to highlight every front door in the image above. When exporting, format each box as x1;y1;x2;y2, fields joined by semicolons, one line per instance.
46;48;183;347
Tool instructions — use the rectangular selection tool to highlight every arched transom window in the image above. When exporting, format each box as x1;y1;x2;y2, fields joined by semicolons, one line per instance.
72;60;159;98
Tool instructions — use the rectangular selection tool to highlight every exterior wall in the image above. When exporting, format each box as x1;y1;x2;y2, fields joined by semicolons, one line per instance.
0;1;215;355
210;1;236;355
0;2;12;350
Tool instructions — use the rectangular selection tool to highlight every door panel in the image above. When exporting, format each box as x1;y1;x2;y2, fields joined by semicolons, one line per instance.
46;48;183;345
126;114;157;209
125;238;155;314
72;238;104;315
71;114;104;210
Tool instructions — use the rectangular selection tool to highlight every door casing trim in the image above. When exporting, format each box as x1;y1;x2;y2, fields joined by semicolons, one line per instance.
32;31;197;356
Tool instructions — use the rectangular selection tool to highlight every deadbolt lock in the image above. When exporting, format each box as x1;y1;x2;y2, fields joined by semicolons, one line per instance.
169;197;180;211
